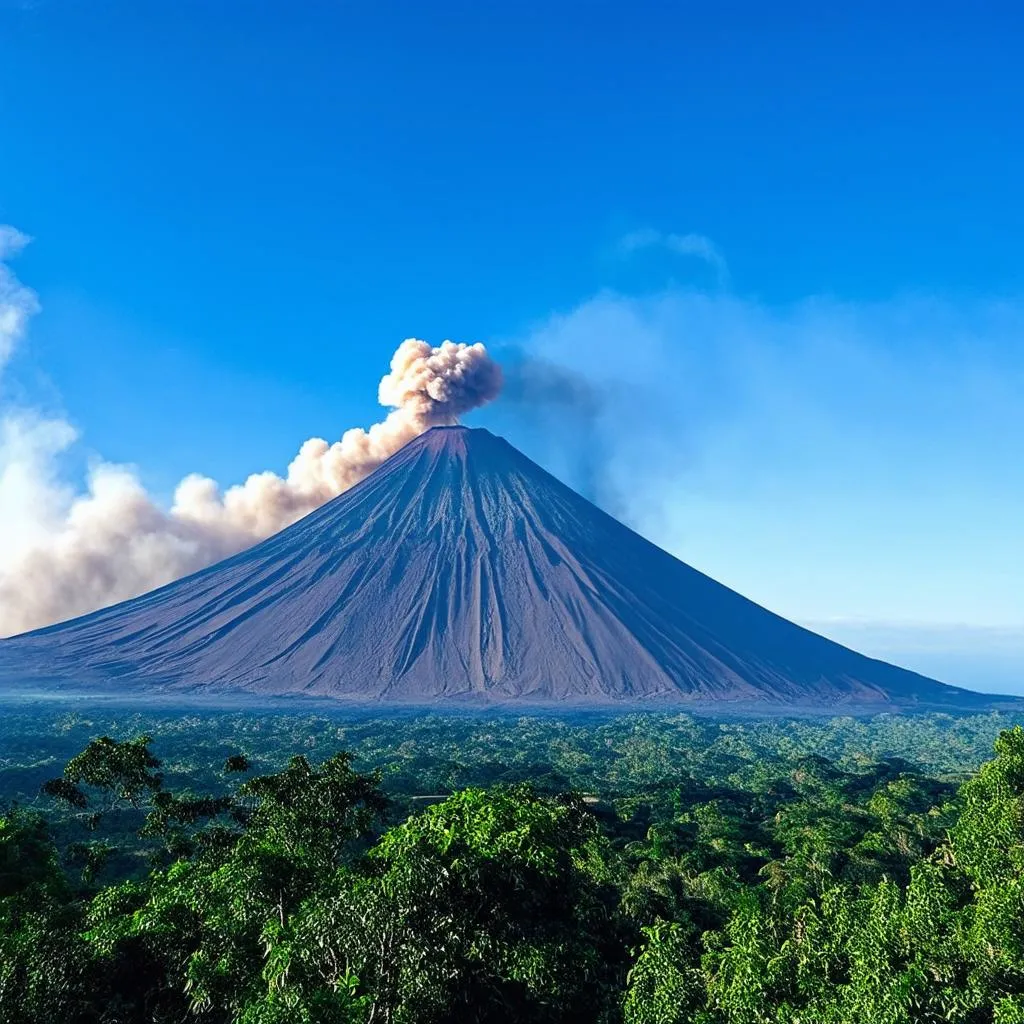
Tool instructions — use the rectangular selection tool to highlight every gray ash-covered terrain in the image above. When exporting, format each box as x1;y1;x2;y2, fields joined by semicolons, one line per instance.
0;426;994;708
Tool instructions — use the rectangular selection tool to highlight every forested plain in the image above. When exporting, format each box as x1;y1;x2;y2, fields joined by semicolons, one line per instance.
3;700;1024;1023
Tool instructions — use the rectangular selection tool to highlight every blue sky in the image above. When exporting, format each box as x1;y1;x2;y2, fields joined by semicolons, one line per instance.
1;2;1023;690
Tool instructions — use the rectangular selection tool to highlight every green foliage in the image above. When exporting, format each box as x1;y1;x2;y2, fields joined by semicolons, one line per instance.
4;706;1024;1022
952;725;1024;885
624;921;704;1024
53;733;163;809
357;785;618;1022
0;809;92;1023
85;753;386;1022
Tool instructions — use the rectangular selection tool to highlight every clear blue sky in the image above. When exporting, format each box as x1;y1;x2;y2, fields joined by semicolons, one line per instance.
2;2;1023;689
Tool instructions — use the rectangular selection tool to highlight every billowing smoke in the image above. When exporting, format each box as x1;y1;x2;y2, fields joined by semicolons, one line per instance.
167;338;502;541
0;249;502;637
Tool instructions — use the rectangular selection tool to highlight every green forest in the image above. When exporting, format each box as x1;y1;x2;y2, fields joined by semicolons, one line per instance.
3;702;1024;1023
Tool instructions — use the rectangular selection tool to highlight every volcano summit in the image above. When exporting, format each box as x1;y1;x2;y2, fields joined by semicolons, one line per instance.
0;426;989;708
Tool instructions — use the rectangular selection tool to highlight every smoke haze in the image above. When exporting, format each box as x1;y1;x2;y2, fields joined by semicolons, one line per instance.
0;227;37;367
0;236;502;635
494;352;623;515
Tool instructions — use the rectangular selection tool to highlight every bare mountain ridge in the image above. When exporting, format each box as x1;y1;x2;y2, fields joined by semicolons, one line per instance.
0;426;991;707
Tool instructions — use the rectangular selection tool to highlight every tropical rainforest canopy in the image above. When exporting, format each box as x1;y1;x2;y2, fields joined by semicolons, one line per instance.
2;704;1024;1023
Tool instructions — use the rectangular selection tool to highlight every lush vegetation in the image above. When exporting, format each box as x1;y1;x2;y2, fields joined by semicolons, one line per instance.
3;701;1024;1022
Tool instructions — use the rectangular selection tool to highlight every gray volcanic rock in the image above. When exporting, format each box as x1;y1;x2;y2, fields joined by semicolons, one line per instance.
0;426;992;707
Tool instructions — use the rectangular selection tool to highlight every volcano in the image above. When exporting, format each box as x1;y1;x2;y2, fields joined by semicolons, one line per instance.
0;426;991;708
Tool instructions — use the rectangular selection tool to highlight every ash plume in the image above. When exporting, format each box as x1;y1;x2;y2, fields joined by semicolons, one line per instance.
496;353;623;516
0;327;502;636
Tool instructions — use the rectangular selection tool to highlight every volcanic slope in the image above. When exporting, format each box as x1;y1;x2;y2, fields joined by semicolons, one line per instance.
0;426;990;707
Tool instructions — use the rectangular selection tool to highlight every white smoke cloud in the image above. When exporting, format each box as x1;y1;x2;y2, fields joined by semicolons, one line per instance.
167;338;502;542
0;226;38;370
619;228;730;286
0;234;502;636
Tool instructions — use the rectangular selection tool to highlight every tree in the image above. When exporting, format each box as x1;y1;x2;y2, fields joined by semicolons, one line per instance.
85;753;386;1023
0;809;94;1024
269;785;621;1024
624;921;705;1024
